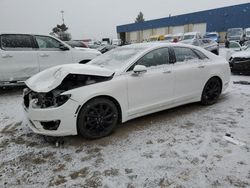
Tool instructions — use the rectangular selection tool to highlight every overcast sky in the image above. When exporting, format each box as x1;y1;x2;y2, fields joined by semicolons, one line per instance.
0;0;249;40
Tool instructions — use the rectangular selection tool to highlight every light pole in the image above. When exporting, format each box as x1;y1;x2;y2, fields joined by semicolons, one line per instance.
60;10;65;24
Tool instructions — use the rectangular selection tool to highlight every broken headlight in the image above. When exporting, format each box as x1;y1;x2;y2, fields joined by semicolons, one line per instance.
55;94;71;107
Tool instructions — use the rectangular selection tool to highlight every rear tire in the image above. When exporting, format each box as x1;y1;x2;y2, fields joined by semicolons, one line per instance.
77;98;118;139
201;77;222;105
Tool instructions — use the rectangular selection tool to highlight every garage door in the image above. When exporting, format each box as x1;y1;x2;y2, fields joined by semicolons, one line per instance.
142;29;152;40
129;31;137;42
193;23;207;35
173;26;184;34
155;27;166;35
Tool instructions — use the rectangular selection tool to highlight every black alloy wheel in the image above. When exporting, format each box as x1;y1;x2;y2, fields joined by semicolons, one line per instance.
201;77;222;105
77;98;118;139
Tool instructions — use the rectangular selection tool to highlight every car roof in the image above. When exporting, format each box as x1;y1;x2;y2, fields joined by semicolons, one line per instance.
184;32;199;35
120;42;199;50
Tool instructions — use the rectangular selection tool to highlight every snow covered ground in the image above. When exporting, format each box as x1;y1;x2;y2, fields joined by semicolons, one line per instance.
1;76;250;187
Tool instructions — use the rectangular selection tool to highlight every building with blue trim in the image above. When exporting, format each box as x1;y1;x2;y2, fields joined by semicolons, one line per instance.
116;3;250;43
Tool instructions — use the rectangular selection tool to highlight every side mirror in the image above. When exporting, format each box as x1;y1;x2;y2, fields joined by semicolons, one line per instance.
59;44;70;51
133;65;147;74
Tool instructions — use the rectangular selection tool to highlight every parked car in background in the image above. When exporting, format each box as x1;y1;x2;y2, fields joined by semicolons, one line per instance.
149;35;165;41
111;39;122;46
164;34;173;42
203;32;220;43
229;45;250;75
226;28;244;44
23;43;230;138
183;32;202;40
244;28;250;41
180;38;219;55
243;40;250;48
65;40;89;48
173;33;184;42
97;44;117;54
0;33;101;86
225;41;245;61
87;41;101;49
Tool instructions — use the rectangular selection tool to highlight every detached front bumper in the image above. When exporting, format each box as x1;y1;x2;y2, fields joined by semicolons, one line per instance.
23;98;80;136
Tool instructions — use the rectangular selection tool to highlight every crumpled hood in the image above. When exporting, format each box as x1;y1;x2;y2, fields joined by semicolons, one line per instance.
231;51;250;59
25;64;114;93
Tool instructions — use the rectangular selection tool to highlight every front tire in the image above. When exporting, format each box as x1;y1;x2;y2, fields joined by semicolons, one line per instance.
77;98;118;139
201;77;222;105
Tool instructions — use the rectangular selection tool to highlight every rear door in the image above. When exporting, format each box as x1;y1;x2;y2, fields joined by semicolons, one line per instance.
0;34;39;82
172;47;208;102
34;35;73;71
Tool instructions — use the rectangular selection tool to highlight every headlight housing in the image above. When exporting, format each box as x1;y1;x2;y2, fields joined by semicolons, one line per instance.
55;94;71;107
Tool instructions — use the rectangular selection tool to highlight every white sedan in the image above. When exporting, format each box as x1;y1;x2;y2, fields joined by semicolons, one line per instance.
23;43;230;139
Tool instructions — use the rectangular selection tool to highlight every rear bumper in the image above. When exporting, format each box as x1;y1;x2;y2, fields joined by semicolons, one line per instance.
23;98;80;136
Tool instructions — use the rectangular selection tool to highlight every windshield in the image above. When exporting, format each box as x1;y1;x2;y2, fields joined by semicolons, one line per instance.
88;47;147;70
204;34;217;38
183;35;195;40
227;29;243;37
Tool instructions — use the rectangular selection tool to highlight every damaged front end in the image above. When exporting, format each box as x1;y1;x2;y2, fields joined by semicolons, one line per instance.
23;74;113;109
23;64;115;135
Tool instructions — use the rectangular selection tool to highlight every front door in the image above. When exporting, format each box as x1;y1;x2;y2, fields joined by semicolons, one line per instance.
34;35;73;71
126;47;174;116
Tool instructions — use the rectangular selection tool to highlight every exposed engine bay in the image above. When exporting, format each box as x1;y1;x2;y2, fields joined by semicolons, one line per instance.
23;74;113;109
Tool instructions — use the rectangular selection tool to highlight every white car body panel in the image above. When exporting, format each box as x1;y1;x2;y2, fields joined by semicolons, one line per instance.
126;64;174;116
0;50;39;82
23;43;231;136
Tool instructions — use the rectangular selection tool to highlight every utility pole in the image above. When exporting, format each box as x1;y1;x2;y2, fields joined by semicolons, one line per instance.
60;10;65;24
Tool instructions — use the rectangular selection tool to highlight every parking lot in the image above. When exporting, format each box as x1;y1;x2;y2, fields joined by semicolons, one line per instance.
0;74;250;187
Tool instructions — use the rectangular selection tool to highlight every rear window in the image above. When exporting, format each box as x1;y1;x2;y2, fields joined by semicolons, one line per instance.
173;47;200;62
1;34;34;49
193;49;208;60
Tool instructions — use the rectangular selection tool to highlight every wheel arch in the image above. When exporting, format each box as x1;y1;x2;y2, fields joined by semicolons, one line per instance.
201;76;223;100
77;95;123;129
204;76;223;92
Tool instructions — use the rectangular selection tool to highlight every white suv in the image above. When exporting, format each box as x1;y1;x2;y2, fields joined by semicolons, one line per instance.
0;33;101;86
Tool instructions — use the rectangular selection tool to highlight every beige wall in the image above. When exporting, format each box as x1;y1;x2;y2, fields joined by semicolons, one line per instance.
218;32;226;43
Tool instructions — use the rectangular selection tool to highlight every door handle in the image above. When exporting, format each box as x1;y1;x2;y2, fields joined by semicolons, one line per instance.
40;53;49;57
1;54;13;58
163;70;172;74
198;65;205;69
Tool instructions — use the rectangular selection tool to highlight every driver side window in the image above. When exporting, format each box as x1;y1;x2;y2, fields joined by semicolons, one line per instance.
128;48;169;71
35;36;61;50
